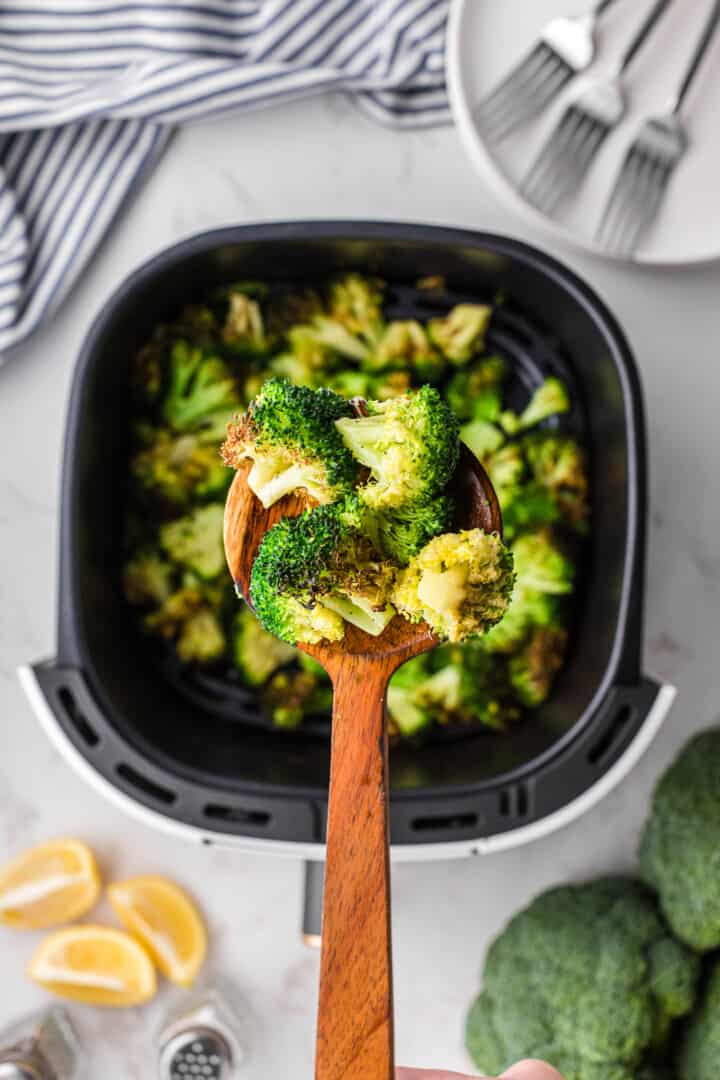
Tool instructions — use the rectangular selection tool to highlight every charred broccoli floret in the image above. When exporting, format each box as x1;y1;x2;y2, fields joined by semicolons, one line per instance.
393;530;514;642
335;386;459;509
508;625;568;706
222;378;359;508
262;666;333;729
233;605;296;687
327;273;385;345
145;586;226;664
159;503;226;580
446;355;506;421
525;433;589;530
500;376;570;435
221;289;266;351
465;877;699;1080
428;304;492;365
131;430;230;507
123;551;174;607
163;341;241;438
250;503;396;644
371;320;446;383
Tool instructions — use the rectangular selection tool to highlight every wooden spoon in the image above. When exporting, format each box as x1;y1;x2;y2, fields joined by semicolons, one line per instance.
224;443;502;1080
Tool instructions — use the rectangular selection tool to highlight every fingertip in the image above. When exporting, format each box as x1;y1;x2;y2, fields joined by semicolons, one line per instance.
500;1061;566;1080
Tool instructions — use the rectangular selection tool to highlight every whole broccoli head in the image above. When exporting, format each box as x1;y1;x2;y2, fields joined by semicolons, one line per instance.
159;503;226;581
678;959;720;1080
427;304;492;365
131;430;230;508
500;376;570;435
465;877;700;1080
393;529;514;643
233;605;297;688
222;378;359;508
446;355;506;421
335;385;459;509
163;341;241;438
250;503;396;644
639;728;720;951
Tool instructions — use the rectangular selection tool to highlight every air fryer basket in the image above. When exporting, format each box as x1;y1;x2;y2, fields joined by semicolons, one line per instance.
25;223;670;854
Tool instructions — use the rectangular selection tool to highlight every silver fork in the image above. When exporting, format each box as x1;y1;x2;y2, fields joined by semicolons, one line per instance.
474;0;623;143
597;0;720;255
521;0;674;216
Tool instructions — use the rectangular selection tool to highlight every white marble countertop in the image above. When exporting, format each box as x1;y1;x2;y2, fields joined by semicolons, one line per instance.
1;92;719;1077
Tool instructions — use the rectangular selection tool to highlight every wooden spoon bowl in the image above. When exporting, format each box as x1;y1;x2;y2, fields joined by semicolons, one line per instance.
224;443;502;1080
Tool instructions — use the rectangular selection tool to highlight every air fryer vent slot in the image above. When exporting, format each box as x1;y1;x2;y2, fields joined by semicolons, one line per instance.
410;812;478;833
116;763;176;805
204;804;271;826
588;705;634;766
498;784;530;818
57;686;99;747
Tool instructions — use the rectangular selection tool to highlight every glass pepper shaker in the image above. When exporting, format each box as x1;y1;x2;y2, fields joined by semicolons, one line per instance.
0;1008;83;1079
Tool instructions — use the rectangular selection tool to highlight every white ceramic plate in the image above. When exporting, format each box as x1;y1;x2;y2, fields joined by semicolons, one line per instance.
447;0;720;265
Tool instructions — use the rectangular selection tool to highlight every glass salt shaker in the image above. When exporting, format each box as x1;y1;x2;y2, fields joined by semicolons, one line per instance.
156;982;252;1080
0;1008;83;1079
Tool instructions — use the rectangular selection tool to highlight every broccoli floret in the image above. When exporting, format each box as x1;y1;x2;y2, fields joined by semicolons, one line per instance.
222;378;359;508
639;729;720;951
511;530;574;595
483;443;526;506
145;586;226;664
501;484;562;540
465;877;700;1080
250;503;396;644
370;369;413;401
327;273;385;345
233;605;296;687
678;959;720;1080
371;320;445;383
262;667;333;729
271;324;342;387
163;341;241;437
393;530;515;643
500;376;570;434
482;589;559;653
350;495;454;566
386;655;434;737
428;304;491;365
131;343;163;404
265;287;324;339
525;433;589;530
160;503;226;580
335;385;459;509
508;625;568;706
287;316;371;364
221;290;266;351
446;355;506;421
123;551;174;607
460;419;505;460
131;430;230;508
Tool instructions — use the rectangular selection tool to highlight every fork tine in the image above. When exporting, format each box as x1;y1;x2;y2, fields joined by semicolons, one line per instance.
618;158;671;255
596;147;640;246
477;46;573;141
611;154;656;254
486;61;573;142
521;107;586;210
477;43;551;118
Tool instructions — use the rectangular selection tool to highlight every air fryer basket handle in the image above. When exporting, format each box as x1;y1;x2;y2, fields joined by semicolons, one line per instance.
302;861;325;947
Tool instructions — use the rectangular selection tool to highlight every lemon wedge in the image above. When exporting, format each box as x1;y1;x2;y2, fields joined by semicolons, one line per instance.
29;925;157;1006
108;876;207;988
0;839;100;930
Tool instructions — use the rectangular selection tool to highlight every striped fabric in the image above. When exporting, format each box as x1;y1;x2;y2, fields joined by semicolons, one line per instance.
0;0;451;359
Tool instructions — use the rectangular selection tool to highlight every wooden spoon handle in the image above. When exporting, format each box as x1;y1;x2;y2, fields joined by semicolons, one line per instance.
315;661;394;1080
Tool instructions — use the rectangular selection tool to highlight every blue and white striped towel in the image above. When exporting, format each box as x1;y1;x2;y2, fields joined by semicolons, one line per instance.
0;0;451;359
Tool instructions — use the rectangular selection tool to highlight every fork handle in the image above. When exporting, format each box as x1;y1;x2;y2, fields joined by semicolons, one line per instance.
673;0;720;113
593;0;623;17
620;0;673;73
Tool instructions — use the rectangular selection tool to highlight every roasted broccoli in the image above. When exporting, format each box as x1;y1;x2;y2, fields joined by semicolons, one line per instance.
131;429;230;507
678;959;720;1080
428;304;491;364
163;341;241;438
508;625;568;706
500;376;570;435
352;494;454;566
145;586;226;664
250;503;396;644
446;355;506;421
639;728;720;951
222;378;359;508
335;385;459;509
460;418;505;460
123;551;174;607
465;877;700;1080
261;666;332;729
159;503;226;580
371;320;445;383
221;289;266;352
525;433;589;530
511;530;574;595
327;273;385;346
393;530;514;642
233;605;296;688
